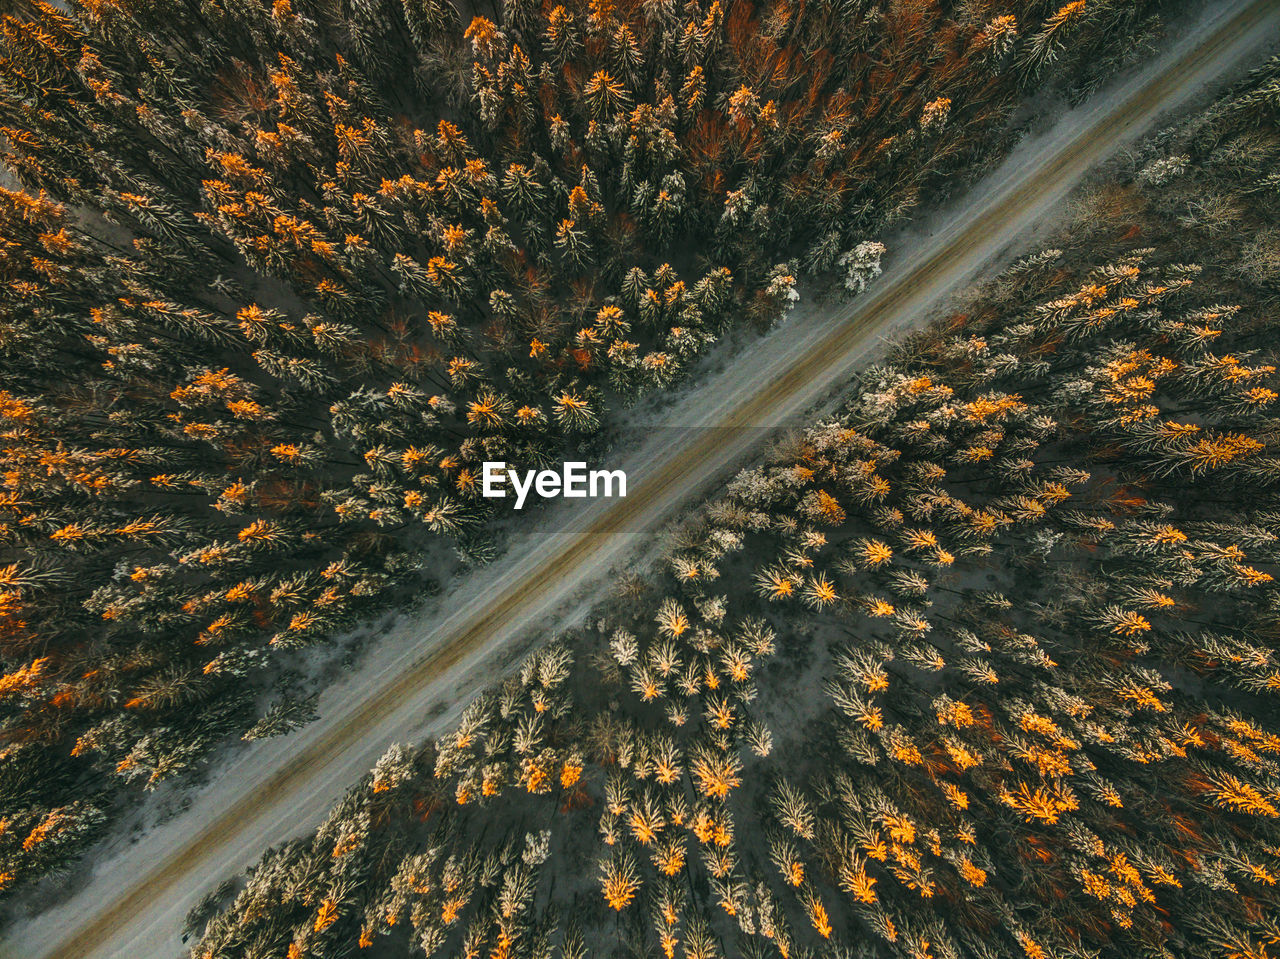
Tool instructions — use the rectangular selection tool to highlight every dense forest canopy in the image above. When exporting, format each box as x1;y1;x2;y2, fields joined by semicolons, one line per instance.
191;51;1280;959
0;0;1199;920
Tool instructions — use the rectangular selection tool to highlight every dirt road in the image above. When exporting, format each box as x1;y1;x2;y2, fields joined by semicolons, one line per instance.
12;1;1280;956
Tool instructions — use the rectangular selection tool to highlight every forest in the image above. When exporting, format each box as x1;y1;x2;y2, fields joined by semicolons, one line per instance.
0;0;1182;908
187;47;1280;959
